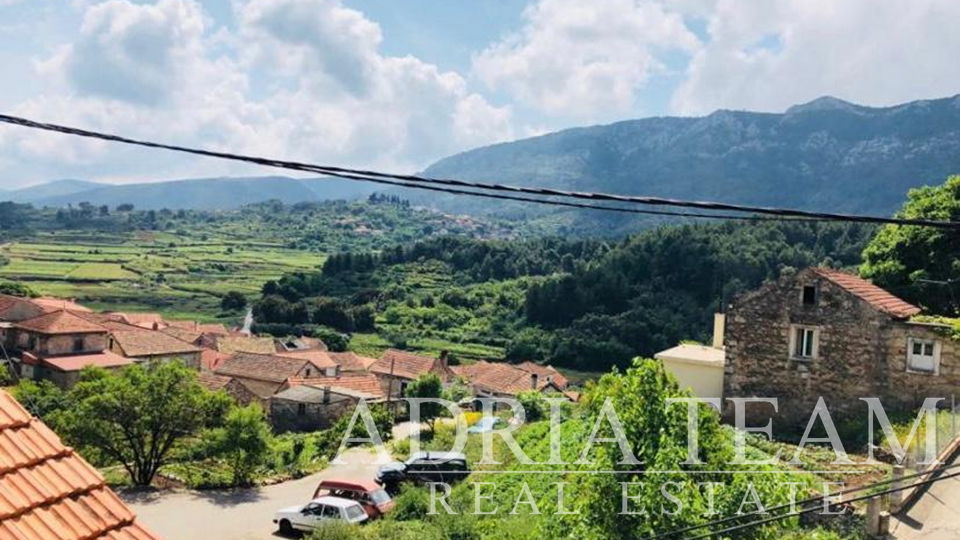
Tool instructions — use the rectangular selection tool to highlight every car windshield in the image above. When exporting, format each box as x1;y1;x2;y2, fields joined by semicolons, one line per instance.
370;489;391;505
344;505;366;520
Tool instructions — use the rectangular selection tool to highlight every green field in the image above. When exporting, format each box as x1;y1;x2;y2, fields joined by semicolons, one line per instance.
0;235;323;323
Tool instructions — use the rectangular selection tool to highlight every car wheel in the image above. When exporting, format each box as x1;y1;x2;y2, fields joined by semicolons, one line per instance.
278;519;294;536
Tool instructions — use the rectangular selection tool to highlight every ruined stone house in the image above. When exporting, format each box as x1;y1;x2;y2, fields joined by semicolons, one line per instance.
723;267;959;423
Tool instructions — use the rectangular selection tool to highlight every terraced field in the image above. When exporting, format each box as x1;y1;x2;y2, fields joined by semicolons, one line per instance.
0;234;323;322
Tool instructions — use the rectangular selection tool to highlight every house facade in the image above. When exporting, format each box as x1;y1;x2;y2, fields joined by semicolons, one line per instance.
723;267;960;423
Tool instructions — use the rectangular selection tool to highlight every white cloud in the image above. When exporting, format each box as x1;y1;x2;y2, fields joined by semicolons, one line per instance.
473;0;699;122
1;0;513;187
672;0;960;114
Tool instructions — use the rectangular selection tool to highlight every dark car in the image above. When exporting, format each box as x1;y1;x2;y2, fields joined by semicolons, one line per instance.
375;451;471;494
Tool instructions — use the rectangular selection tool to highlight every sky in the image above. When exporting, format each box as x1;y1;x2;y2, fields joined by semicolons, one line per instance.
1;0;959;189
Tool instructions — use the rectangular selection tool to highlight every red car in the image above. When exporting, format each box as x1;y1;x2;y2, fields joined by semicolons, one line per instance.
312;479;395;519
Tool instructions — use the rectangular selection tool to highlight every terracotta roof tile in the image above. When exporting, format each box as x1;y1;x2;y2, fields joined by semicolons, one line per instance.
110;330;202;358
328;352;377;372
370;349;446;380
287;373;385;399
515;361;569;389
214;352;311;383
30;298;92;313
0;390;164;540
276;350;337;369
199;349;231;372
812;268;922;318
453;361;560;396
15;311;107;335
41;352;133;373
159;327;202;345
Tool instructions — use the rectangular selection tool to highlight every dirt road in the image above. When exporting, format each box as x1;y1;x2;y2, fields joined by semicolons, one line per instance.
123;447;382;540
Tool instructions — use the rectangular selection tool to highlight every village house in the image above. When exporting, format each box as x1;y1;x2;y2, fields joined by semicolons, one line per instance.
370;349;455;397
723;267;959;423
108;328;203;369
212;351;339;407
3;310;134;388
270;373;387;432
452;360;572;408
0;390;165;539
654;314;727;400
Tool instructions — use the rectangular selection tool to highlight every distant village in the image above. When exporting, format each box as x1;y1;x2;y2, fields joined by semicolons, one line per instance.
0;293;577;432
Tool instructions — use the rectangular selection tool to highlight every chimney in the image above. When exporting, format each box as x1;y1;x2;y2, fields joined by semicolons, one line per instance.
712;313;725;349
322;385;331;404
531;373;539;389
439;350;449;369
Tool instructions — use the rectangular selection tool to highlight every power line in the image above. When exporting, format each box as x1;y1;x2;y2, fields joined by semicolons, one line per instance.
650;464;960;540
0;113;957;229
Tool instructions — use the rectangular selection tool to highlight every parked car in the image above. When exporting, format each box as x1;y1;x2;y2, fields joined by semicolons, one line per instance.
375;451;471;494
273;496;368;536
311;479;395;519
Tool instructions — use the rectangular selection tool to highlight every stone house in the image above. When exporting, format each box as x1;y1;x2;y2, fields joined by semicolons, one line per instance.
452;360;571;409
270;374;386;432
0;294;46;322
723;267;959;423
212;351;339;407
108;328;203;369
3;310;133;388
370;349;455;398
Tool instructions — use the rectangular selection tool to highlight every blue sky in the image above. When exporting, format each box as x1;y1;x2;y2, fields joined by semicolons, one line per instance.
1;0;959;188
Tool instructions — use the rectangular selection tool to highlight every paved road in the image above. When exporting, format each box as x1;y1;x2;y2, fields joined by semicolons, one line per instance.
123;447;381;540
892;454;960;540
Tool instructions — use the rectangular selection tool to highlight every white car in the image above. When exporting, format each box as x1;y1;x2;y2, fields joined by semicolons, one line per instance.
273;496;368;535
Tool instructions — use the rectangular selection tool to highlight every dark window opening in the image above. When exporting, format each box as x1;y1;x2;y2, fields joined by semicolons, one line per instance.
73;338;84;352
802;285;817;306
297;403;306;416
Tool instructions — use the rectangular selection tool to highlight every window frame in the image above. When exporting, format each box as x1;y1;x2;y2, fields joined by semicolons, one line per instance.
906;337;940;375
789;324;820;361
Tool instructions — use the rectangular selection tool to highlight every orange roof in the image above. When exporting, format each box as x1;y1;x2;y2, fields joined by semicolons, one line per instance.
370;349;445;380
15;310;108;335
328;352;378;372
42;351;133;372
113;313;164;329
31;297;93;313
812;268;922;318
199;349;231;372
215;352;313;383
288;373;385;398
277;349;338;369
515;361;569;389
452;360;558;396
0;390;164;540
197;324;229;335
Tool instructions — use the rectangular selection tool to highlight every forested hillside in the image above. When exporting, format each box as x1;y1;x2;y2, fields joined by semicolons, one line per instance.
254;220;876;371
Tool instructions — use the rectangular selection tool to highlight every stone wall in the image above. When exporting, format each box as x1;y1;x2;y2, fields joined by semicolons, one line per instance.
270;392;358;433
18;332;107;356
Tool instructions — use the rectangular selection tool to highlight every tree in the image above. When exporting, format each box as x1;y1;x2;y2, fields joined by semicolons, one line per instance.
862;175;960;315
210;404;274;486
13;379;69;421
58;362;224;486
404;373;444;432
221;291;247;312
312;326;349;352
0;281;37;297
116;203;134;212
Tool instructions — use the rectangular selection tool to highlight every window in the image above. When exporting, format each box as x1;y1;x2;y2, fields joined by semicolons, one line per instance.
305;368;312;377
297;403;306;416
321;505;341;520
907;338;939;373
73;337;84;352
325;367;338;377
802;285;817;306
790;325;819;359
